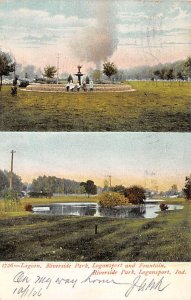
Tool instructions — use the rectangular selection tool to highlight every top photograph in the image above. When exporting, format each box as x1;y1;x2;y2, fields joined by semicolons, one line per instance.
0;0;190;132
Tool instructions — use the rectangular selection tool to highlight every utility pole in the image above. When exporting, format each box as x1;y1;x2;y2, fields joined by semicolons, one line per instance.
108;175;112;188
10;150;16;190
56;53;60;84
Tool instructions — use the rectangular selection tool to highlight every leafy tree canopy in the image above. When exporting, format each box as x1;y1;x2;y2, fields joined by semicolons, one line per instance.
44;65;57;79
124;185;146;204
110;185;126;194
80;180;97;197
103;61;118;79
0;169;23;195
0;50;15;89
183;176;191;200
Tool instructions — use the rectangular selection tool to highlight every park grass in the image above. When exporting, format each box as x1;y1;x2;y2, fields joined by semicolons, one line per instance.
0;81;190;131
0;196;190;261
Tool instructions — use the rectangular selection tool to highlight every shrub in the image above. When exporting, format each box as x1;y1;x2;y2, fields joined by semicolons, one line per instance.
25;203;33;212
99;192;128;208
160;203;169;211
124;185;146;204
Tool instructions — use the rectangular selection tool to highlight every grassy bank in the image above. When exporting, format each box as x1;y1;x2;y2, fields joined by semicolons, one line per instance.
0;81;190;131
0;197;190;261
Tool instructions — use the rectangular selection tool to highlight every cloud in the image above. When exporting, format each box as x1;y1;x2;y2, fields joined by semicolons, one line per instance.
23;34;59;45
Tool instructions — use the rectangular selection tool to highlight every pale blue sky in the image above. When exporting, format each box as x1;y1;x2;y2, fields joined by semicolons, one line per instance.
0;132;190;190
0;0;190;71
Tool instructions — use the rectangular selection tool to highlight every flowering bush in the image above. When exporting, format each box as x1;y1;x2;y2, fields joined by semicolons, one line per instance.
99;192;128;208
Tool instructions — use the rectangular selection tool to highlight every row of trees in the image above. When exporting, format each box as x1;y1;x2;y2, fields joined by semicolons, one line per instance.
129;57;191;81
31;175;98;196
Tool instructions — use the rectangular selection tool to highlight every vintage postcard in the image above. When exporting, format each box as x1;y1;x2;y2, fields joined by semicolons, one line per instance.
0;0;190;131
0;0;191;299
0;131;191;299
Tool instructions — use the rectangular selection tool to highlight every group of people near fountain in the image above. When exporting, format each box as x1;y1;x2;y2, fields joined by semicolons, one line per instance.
66;80;94;92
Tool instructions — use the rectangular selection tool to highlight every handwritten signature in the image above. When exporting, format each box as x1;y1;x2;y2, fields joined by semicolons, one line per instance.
82;271;170;297
12;270;170;298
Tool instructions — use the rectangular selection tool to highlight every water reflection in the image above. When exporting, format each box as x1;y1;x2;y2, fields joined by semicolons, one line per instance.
33;202;184;219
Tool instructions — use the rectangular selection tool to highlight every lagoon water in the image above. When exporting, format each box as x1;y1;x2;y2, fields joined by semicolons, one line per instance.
33;201;183;219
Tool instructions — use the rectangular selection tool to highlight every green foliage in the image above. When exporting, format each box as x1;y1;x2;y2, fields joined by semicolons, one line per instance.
44;65;57;79
183;176;191;200
124;185;146;204
67;74;73;83
99;192;128;208
184;56;191;78
0;169;23;195
177;71;184;81
110;185;126;193
0;50;15;89
31;176;83;194
184;57;191;70
103;61;118;79
3;189;21;212
80;180;97;197
85;76;90;84
92;69;102;83
165;68;175;80
32;175;64;194
0;170;9;193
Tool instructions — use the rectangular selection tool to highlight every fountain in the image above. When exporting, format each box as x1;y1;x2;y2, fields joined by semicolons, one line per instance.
74;65;85;85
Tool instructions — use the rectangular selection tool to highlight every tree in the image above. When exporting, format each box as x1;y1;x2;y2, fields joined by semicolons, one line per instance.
165;68;174;81
0;170;23;195
102;179;109;192
32;175;64;194
184;56;191;79
92;69;102;83
103;62;118;80
0;170;9;195
177;71;184;81
170;184;178;195
153;70;160;78
80;180;97;197
85;76;90;84
110;185;126;194
159;68;166;80
0;50;15;90
124;185;146;204
44;65;57;79
67;74;73;83
183;176;191;200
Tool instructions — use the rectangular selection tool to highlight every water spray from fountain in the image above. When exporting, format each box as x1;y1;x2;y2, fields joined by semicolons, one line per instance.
71;0;118;68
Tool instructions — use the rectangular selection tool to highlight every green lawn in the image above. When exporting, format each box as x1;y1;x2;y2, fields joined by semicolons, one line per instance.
0;81;190;131
0;196;190;261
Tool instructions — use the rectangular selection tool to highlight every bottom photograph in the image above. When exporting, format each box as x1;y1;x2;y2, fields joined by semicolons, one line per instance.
0;132;190;262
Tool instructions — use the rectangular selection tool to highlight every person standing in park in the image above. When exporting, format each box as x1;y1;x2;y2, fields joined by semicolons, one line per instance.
66;82;70;92
90;80;94;91
69;80;74;92
82;81;87;92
